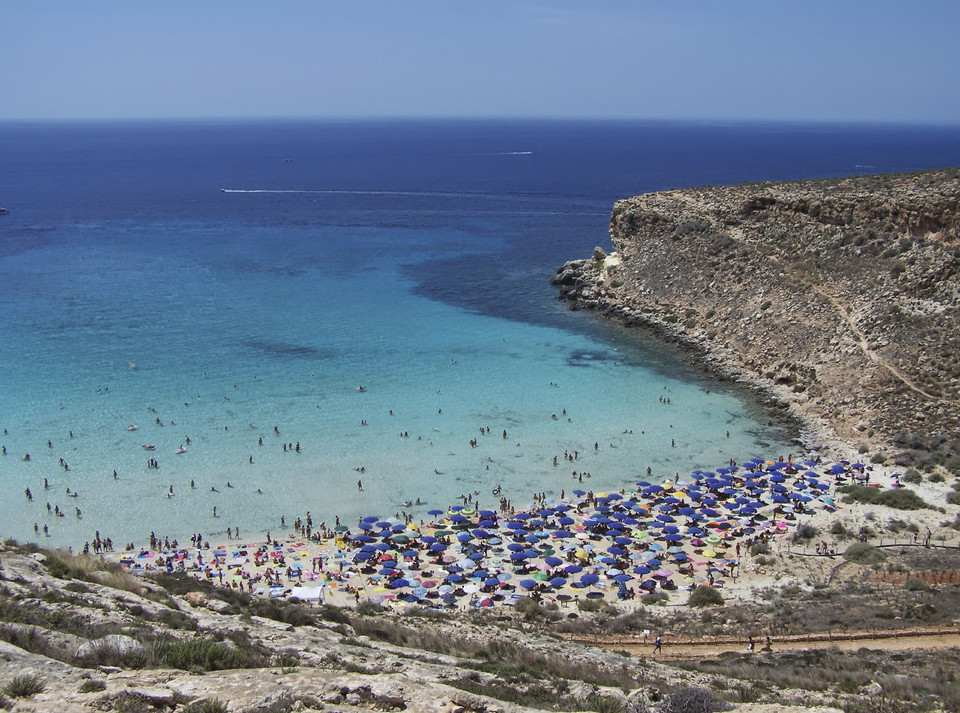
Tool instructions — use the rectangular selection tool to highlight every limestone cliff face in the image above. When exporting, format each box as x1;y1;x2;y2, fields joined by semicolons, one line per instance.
554;169;960;468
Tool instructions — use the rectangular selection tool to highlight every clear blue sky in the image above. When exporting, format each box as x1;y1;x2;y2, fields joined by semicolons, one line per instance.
3;1;959;123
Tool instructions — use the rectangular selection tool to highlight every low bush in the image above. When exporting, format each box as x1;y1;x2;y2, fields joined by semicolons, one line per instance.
687;587;724;608
78;679;106;693
838;485;930;510
904;578;930;592
791;523;819;543
843;543;886;565
902;469;922;484
661;686;732;713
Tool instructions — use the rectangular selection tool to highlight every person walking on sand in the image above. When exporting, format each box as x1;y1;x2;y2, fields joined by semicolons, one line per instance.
357;480;363;491
653;636;662;655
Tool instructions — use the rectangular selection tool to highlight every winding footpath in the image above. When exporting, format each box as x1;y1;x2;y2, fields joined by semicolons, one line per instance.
573;627;960;659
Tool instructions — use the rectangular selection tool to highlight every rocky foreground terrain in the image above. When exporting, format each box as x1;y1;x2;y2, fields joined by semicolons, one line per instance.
1;539;959;713
553;169;960;468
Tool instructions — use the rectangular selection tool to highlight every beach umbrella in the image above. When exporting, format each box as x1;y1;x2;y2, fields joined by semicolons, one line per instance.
647;558;662;567
479;509;496;518
564;564;583;574
553;530;573;539
445;573;463;583
549;577;567;588
429;542;446;552
544;556;563;567
664;534;683;542
478;519;497;528
614;573;633;583
390;578;410;589
484;577;500;588
428;509;444;516
358;522;374;531
633;565;651;575
519;579;538;589
580;573;600;586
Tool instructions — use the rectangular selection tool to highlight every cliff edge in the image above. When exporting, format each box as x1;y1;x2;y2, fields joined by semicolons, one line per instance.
553;169;960;470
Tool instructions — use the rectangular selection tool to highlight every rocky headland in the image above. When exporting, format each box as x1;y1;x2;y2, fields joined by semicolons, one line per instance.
553;169;960;470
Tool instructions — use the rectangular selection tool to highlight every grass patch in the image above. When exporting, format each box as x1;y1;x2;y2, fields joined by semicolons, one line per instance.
43;550;145;595
78;678;106;693
182;700;229;713
1;674;46;698
154;634;268;671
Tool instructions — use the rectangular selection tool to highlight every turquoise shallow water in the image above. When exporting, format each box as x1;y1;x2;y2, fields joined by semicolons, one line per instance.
1;219;788;548
4;119;958;549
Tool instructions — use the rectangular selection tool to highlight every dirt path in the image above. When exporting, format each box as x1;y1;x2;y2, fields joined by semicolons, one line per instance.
571;629;960;659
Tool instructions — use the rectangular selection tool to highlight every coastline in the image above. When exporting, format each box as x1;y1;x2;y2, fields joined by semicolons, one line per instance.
552;254;854;464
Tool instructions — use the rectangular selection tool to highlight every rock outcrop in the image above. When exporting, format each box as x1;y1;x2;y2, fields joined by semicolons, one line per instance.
553;169;960;468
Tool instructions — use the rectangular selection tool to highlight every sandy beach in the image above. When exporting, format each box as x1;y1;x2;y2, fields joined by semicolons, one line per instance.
109;451;958;612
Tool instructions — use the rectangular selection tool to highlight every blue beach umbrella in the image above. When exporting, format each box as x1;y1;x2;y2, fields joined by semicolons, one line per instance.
550;577;567;588
519;579;538;589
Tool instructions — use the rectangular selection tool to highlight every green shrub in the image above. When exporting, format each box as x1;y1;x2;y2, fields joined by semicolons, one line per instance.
661;686;732;713
947;491;960;505
870;453;887;464
791;523;819;543
830;521;849;537
687;587;724;608
643;592;669;606
929;472;945;483
1;674;46;698
902;469;922;484
904;577;929;592
838;485;930;510
843;543;886;565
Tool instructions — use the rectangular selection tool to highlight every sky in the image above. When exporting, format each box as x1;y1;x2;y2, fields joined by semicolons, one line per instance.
3;1;959;124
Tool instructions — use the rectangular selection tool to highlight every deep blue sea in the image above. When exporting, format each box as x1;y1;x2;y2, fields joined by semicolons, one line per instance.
2;119;959;549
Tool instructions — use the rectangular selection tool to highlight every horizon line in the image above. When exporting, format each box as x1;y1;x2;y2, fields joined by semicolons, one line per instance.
2;115;959;129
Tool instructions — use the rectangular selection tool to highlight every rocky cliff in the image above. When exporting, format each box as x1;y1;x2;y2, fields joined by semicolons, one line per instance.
553;169;960;470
